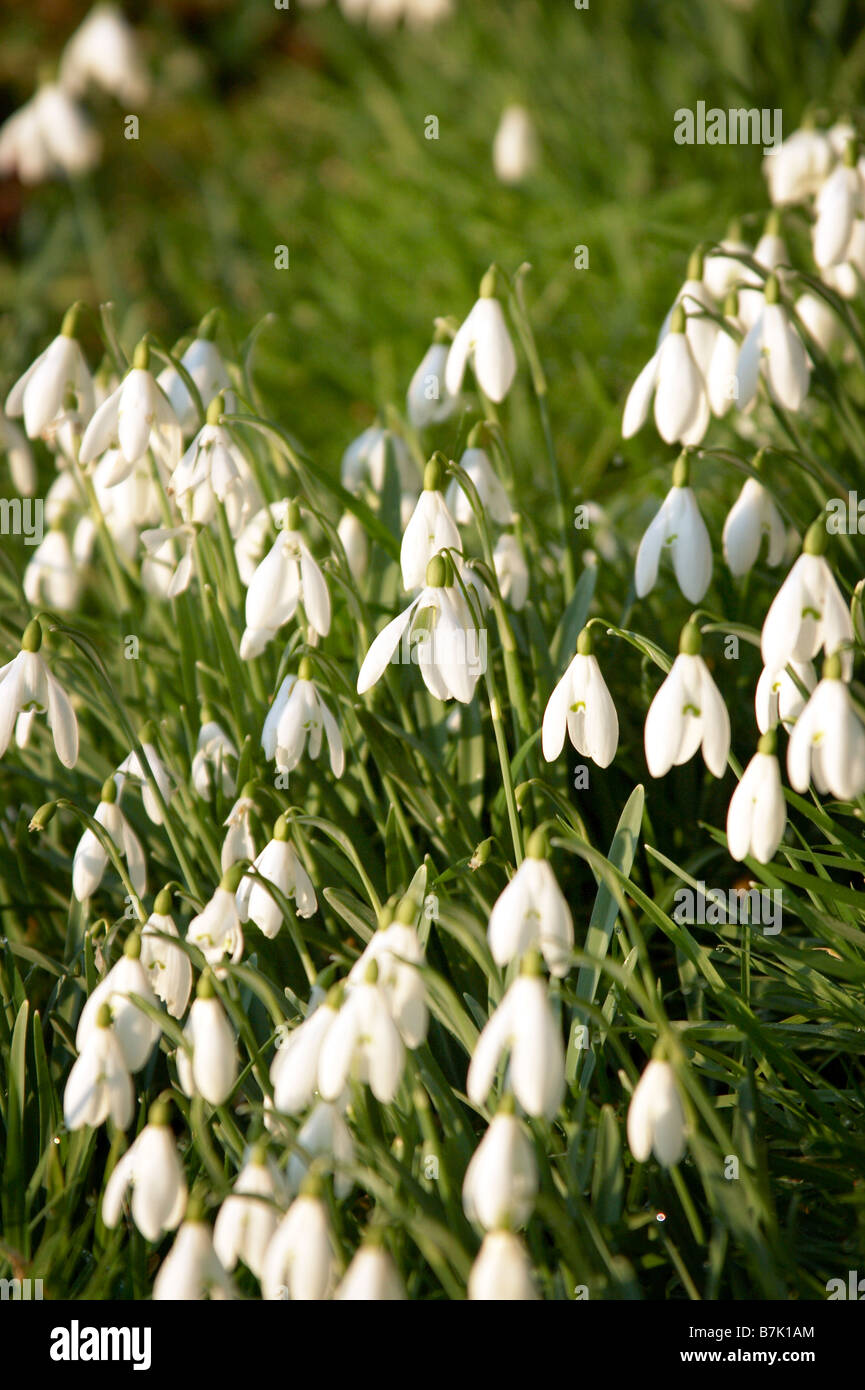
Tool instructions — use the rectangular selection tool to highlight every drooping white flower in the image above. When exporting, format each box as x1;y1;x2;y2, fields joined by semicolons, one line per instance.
141;889;193;1019
722;475;787;577
75;933;160;1072
737;216;791;330
706;293;743;418
334;1242;406;1301
763;125;833;206
153;1210;235;1301
812;142;865;269
542;626;618;767
261;662;345;778
220;789;256;873
170;411;259;532
213;1148;283;1279
0;84;101;184
468;1230;539;1300
821;218;865;299
462;1101;537;1230
446;444;512;527
23;527;83;612
0;618;78;767
760;529;853;678
0;409;36;494
191;714;238;800
285;1101;354;1200
341;425;420;496
657;252;718;377
493;104;538;185
270;992;340;1114
176;975;238;1106
400;461;462;590
64;1005;134;1131
60;3;150;105
446;275;517;404
467;957;565;1120
726;734;787;864
795;291;841;353
241;501;331;658
644;622;730;779
622;305;709;447
5;308;94;438
139;524;196;599
337;509;369;581
635;463;712;604
627;1058;687;1166
736;275;810;412
755;659;815;733
102;1099;187;1241
156;332;231;434
357;553;486;704
72;778;147;902
186;869;245;972
115;735;174;824
493;532;528;609
317;967;406;1105
787;657;865;800
347;900;427;1046
703;224;750;300
406;338;458;428
261;1186;336;1301
236;815;317;938
486;833;573;978
79;342;182;477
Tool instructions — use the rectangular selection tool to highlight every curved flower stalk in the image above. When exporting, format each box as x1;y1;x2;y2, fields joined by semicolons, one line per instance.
486;829;573;977
445;441;512;527
347;896;427;1046
755;659;815;733
644;621;730;779
722;474;787;577
261;659;345;778
241;500;331;658
4;305;94;438
622;304;709;447
191;711;238;800
236;814;317;938
79;341;182;479
261;1182;336;1301
152;1203;235;1301
72;776;147;902
627;1058;687;1166
64;1004;134;1132
0;84;101;184
102;1098;187;1241
446;268;517;404
462;1097;537;1230
467;953;565;1120
213;1147;284;1279
634;455;712;604
468;1230;539;1300
186;866;246;972
357;552;486;704
75;932;161;1073
542;624;618;767
317;966;406;1104
0;618;78;768
736;275;811;412
333;1238;406;1301
787;652;865;800
760;522;853;679
176;973;238;1106
400;457;462;590
727;731;787;863
407;331;458;427
141;888;193;1019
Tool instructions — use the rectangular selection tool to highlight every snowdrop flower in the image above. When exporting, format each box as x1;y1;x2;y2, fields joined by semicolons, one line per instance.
737;214;791;330
0;410;35;494
0;618;78;767
400;457;462;590
812;141;864;269
115;731;173;824
0;84;101;184
241;501;330;657
341;425;419;496
644;621;730;779
493;532;528;609
72;777;147;902
141;888;193;1019
317;966;406;1105
153;1204;235;1301
486;830;573;978
176;973;238;1106
139;523;195;599
23;527;82;612
357;552;486;704
347;897;427;1046
5;306;94;439
60;4;150;105
337;509;369;581
446;270;517;404
787;653;865;800
261;1181;336;1301
635;455;712;604
191;712;238;800
170;404;257;530
722;474;786;577
79;341;182;478
64;1004;134;1132
102;1098;187;1241
755;659;815;733
157;327;231;434
285;1101;354;1199
703;222;750;300
763;125;833;205
736;275;810;412
270;992;340;1114
236;814;317;938
622;305;709;447
467;953;565;1120
334;1240;406;1301
627;1058;687;1166
407;333;458;427
75;932;160;1072
706;292;743;418
220;787;256;873
186;867;245;972
760;523;853;678
462;1098;537;1230
727;731;787;863
446;440;512;527
493;104;538;185
821;219;865;299
94;457;162;560
262;660;345;778
468;1230;539;1300
542;625;618;767
795;291;841;354
213;1148;283;1279
659;250;718;377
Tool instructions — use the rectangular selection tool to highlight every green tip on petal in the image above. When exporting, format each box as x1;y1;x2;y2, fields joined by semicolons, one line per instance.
764;210;782;238
60;302;85;339
423;456;445;493
526;827;548;860
22;617;43;652
132;339;150;372
576;625;593;656
679;620;702;656
205;394;223;426
520;948;544;978
250;1141;268;1166
669;303;687;335
299;1170;324;1199
497;1092;516;1116
220;863;247;894
764;274;780;305
843;137;859;168
395;894;419;926
184;1194;207;1224
425;554;448;589
200;702;216;725
725;217;742;241
154;886;173;915
139;720;158;744
285;499;301;532
377;901;395;929
29;801;56;832
757;729;777;757
196;970;216;1000
723;289;739;318
240;779;257;801
325;981;345;1011
95;1003;113;1029
297;656;314;682
197;308;220;341
273;814;291;842
823;651;843;681
672;451;691;489
123;930;142;960
479;265;501;298
148;1098;171;1127
804;516;829;555
101;776;118;804
686;247;704;282
364;958;380;985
